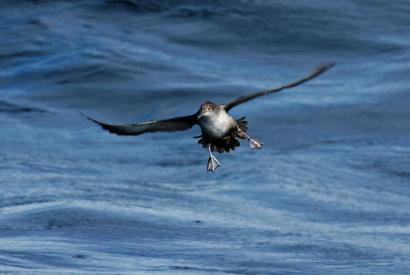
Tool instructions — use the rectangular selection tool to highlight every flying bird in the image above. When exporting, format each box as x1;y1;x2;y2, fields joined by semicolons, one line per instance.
82;62;334;172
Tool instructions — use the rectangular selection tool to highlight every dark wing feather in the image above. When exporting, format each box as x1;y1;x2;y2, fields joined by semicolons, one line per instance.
81;112;198;136
223;62;335;111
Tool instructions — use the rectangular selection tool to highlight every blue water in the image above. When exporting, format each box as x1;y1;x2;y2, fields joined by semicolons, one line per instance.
1;0;410;274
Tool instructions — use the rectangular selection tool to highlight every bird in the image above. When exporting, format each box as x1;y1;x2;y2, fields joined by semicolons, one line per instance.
81;62;334;172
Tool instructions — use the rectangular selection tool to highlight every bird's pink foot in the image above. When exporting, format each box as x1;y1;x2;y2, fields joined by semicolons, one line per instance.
248;137;264;150
207;155;221;172
207;145;221;172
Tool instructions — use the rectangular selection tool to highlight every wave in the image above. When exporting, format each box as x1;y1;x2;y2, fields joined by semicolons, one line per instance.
0;100;49;114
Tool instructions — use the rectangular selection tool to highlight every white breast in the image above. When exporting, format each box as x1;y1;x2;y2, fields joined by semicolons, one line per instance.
199;110;235;139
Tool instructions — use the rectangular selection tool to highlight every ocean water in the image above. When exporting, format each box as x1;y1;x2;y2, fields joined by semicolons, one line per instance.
1;0;410;274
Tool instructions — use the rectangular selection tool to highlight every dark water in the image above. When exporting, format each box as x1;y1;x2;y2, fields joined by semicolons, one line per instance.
1;0;410;274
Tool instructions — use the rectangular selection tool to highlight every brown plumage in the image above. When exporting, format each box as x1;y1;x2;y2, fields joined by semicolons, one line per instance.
82;62;335;172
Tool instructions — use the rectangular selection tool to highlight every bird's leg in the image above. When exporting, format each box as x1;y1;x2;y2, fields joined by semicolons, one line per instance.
238;128;264;150
207;145;220;172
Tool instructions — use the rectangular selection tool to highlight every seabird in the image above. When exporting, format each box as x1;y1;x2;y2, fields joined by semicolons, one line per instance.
82;62;334;172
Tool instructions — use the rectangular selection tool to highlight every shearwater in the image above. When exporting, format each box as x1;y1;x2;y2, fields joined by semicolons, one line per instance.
82;62;334;172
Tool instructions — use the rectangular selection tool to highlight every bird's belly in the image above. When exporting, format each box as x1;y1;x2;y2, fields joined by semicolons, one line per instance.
200;117;233;139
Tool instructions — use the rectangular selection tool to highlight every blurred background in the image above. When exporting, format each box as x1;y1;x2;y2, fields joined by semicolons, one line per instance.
0;0;409;274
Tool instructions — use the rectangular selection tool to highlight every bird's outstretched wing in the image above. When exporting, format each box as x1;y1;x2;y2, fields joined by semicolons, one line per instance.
81;112;198;136
223;62;335;112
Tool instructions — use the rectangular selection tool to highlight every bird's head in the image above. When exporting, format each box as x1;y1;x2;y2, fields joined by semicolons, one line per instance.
198;101;218;120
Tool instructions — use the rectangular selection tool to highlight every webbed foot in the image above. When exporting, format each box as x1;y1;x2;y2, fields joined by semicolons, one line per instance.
237;128;264;150
207;155;221;172
248;137;264;150
207;145;221;172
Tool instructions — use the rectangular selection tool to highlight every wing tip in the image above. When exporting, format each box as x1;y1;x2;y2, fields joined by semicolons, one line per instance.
317;61;336;73
78;110;92;121
78;110;107;127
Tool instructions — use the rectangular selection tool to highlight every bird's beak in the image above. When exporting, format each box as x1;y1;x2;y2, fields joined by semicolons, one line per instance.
197;111;209;120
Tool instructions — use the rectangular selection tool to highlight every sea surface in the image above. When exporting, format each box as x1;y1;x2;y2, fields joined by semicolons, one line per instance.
1;0;410;274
